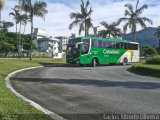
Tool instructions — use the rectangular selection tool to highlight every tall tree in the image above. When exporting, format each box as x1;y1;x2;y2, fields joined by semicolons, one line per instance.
155;26;160;48
98;21;122;38
19;0;48;60
0;0;6;21
9;8;21;56
118;0;153;42
69;0;93;36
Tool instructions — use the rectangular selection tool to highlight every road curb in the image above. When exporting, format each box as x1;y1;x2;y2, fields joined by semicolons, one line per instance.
5;66;66;120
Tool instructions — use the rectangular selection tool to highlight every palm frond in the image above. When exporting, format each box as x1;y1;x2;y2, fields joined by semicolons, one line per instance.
87;7;93;16
117;17;129;25
140;17;153;25
86;17;93;28
69;20;82;30
136;4;148;16
125;4;134;14
124;10;131;17
136;18;147;28
9;12;15;17
33;1;48;19
98;30;107;38
123;22;129;33
86;0;90;9
79;21;85;35
100;21;109;28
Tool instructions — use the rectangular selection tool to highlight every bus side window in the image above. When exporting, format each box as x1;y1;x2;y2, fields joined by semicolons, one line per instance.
121;43;124;49
92;40;99;48
133;44;138;50
124;43;128;49
102;41;107;48
107;41;112;48
116;42;121;49
111;42;116;48
82;39;90;54
98;40;103;48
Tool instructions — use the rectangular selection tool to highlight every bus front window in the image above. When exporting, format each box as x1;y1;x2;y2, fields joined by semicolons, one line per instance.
82;39;90;55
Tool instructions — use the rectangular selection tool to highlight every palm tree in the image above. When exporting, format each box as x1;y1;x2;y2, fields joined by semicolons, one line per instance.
155;26;160;48
21;14;29;35
69;0;93;36
0;0;6;21
118;0;153;42
98;21;122;38
19;0;48;60
9;8;21;55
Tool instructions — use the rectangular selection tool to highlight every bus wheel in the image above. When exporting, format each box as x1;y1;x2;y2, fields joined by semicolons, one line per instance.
92;58;98;67
122;58;128;66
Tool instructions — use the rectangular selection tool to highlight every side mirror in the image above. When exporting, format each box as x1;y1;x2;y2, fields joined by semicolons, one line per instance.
75;42;84;49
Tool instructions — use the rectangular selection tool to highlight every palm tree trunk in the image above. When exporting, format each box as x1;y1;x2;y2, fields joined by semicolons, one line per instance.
23;23;26;35
85;20;87;36
22;23;26;51
0;9;1;22
30;14;33;61
133;32;136;42
132;26;137;42
18;21;22;58
16;23;18;50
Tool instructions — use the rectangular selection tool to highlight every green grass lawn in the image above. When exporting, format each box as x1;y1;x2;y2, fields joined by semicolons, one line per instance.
0;58;65;120
128;63;160;78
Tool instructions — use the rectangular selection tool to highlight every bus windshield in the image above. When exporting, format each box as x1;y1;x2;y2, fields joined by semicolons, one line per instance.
67;38;81;56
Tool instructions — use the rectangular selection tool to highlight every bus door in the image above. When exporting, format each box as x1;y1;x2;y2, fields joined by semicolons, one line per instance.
80;39;91;64
132;44;140;62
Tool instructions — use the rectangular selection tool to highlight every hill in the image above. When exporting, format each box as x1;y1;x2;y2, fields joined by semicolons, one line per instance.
122;27;159;47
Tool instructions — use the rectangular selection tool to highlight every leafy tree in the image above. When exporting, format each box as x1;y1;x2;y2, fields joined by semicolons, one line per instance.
98;21;122;38
18;0;48;60
142;46;158;57
69;0;93;36
118;0;153;42
0;21;14;32
155;26;160;48
0;32;16;56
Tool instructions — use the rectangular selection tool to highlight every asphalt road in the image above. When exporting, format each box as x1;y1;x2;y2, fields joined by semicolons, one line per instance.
10;65;160;120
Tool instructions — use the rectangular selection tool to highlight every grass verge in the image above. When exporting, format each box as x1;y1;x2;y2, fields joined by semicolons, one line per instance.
0;58;65;120
128;63;160;78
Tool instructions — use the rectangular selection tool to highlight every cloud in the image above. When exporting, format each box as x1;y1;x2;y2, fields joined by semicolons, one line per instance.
1;0;160;37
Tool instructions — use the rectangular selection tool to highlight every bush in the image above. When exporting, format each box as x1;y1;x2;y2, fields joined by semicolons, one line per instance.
156;47;160;55
142;46;158;57
146;55;160;64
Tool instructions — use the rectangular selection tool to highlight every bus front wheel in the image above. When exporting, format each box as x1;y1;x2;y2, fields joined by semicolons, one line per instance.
122;58;128;66
92;58;98;67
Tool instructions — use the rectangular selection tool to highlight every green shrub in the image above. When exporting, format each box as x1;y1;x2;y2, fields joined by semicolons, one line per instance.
146;56;160;64
156;47;160;55
142;46;158;57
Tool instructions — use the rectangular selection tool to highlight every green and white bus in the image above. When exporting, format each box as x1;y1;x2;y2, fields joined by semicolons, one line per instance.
66;36;140;67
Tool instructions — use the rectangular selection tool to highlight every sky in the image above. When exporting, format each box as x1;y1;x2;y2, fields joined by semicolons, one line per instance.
2;0;160;37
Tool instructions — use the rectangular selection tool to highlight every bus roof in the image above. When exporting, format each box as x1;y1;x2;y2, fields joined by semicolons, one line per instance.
74;36;139;44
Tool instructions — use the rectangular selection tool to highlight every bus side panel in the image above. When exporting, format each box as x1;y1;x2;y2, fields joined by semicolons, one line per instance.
80;55;92;64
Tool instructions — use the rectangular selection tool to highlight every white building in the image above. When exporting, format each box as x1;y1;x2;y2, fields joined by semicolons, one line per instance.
55;36;69;51
38;37;61;58
32;28;66;58
33;28;46;48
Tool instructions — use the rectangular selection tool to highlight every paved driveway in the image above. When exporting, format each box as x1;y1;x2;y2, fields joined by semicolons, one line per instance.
10;65;160;120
